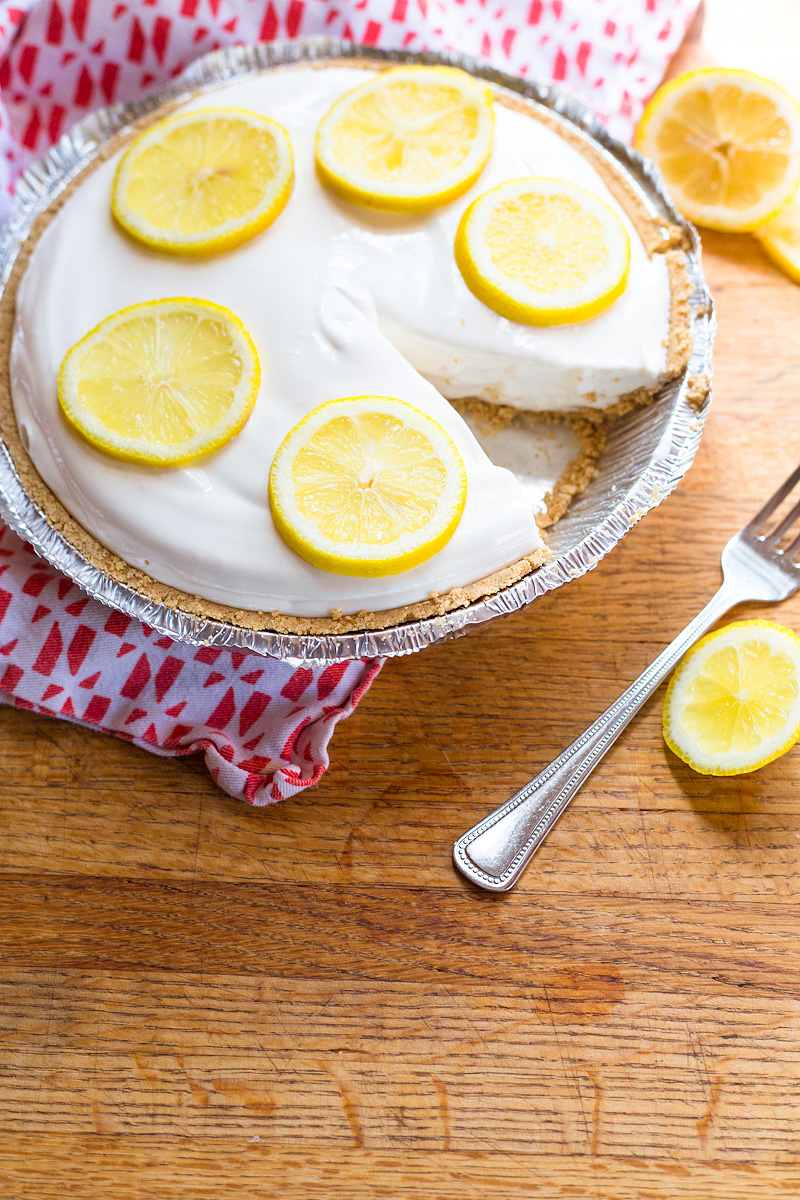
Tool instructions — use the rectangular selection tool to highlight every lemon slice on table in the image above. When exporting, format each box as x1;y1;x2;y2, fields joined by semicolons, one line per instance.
455;177;631;326
663;620;800;776
315;66;494;212
635;69;800;232
757;193;800;284
269;396;467;577
112;108;294;255
58;298;260;467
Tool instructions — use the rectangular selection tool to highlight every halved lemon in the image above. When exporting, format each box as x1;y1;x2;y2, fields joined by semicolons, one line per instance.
58;298;260;466
635;68;800;232
757;192;800;284
315;66;494;212
269;396;467;576
455;177;631;326
663;620;800;776
112;107;294;255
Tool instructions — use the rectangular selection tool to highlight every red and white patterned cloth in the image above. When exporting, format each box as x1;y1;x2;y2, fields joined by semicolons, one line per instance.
0;0;699;804
0;522;382;803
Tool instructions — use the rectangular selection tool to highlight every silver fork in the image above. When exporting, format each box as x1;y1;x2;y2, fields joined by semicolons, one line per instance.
453;463;800;893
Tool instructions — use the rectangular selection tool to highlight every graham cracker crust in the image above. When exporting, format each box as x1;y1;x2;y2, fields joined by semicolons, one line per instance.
0;57;696;638
449;398;610;531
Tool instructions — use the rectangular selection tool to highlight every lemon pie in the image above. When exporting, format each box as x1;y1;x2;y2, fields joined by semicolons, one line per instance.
1;60;693;634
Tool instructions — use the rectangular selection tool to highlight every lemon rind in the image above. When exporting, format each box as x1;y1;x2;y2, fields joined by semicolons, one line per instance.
759;233;800;285
662;619;800;776
635;68;800;234
314;66;495;213
58;297;261;467
112;107;295;256
757;197;800;285
268;396;468;577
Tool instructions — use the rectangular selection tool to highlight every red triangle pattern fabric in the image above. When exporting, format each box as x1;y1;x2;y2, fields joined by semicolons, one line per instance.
0;523;382;804
0;0;700;218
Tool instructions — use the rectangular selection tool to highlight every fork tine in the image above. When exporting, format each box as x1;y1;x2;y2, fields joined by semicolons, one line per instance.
768;495;800;546
746;461;800;535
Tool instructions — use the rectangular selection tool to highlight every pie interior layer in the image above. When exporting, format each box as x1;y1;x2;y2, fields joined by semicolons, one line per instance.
1;60;693;635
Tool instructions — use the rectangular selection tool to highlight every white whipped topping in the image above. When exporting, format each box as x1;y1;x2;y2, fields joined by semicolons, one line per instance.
10;66;671;617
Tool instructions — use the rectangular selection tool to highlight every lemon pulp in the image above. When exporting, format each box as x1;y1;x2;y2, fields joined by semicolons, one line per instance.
636;69;800;232
663;620;800;775
269;396;467;576
58;298;260;466
757;193;800;284
315;66;494;211
455;177;630;325
112;108;294;255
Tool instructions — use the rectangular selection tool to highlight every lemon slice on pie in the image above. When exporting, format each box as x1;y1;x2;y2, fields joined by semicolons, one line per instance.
315;66;494;212
663;620;800;776
455;177;631;325
112;107;294;255
269;396;467;576
757;193;800;284
58;298;260;466
635;68;800;232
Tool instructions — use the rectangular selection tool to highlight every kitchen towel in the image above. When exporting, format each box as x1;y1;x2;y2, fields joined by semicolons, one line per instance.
0;521;383;803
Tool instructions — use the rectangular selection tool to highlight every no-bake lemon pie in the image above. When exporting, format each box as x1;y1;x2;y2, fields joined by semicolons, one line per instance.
0;58;694;635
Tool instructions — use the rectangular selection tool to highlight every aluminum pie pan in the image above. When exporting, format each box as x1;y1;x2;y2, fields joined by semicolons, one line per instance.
0;35;714;666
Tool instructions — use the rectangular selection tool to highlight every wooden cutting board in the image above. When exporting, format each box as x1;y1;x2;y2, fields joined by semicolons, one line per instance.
3;3;800;1195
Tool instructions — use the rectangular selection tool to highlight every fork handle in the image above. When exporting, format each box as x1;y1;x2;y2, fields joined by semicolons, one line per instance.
453;581;751;892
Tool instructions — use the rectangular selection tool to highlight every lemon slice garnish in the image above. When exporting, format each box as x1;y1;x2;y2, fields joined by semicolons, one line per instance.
635;68;800;232
455;177;631;326
315;66;494;212
757;192;800;284
112;107;294;255
58;298;260;466
663;620;800;776
269;396;467;576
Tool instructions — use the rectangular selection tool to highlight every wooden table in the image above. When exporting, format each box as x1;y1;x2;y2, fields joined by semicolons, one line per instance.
3;5;800;1196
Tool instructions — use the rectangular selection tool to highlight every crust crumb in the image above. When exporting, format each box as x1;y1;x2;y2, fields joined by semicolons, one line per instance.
652;222;690;253
666;249;694;378
686;373;710;412
536;414;609;530
447;396;517;433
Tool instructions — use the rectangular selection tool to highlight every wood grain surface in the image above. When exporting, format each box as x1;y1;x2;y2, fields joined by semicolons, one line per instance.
3;4;800;1196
